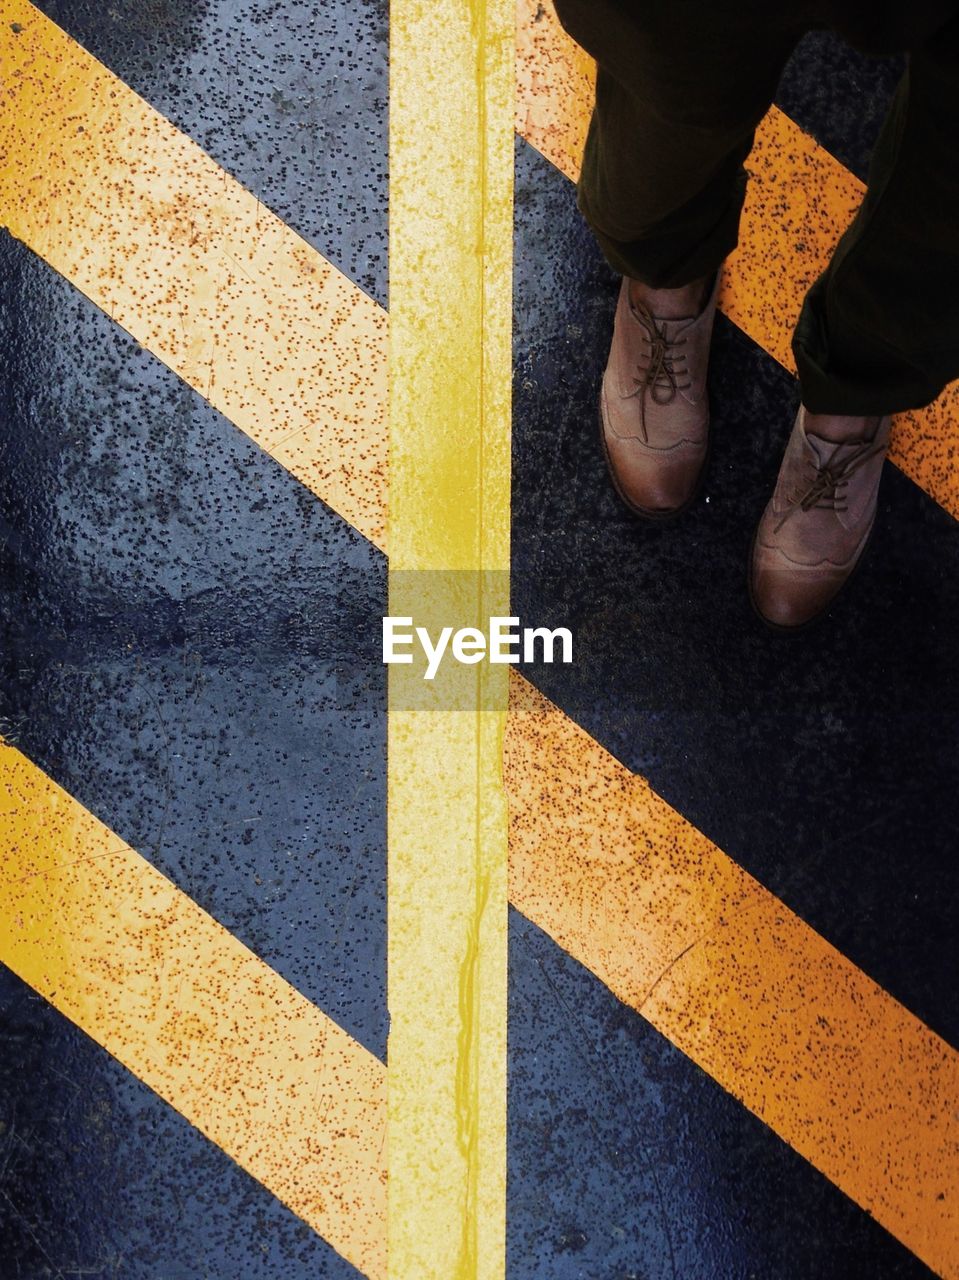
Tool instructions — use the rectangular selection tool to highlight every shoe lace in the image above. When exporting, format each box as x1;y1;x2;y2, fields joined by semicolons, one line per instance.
627;302;692;442
774;437;885;533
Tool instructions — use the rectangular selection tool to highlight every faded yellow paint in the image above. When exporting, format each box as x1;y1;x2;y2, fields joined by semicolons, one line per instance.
505;675;959;1280
0;0;388;550
388;0;512;1276
0;741;387;1279
514;0;959;519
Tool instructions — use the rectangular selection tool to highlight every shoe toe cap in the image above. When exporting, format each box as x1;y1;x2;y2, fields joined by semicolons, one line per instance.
604;432;705;517
749;559;841;629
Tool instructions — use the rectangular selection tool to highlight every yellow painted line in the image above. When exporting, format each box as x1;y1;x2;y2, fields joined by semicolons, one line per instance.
0;740;387;1280
3;3;956;1275
388;0;512;1275
505;675;959;1280
515;0;959;520
0;0;388;552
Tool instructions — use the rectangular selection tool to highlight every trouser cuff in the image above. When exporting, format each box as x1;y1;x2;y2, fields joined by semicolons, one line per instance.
576;168;747;289
793;286;949;416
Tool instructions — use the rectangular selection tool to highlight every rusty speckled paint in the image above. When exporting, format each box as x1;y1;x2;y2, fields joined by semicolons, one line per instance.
0;740;387;1278
0;0;388;550
504;674;959;1280
514;0;959;521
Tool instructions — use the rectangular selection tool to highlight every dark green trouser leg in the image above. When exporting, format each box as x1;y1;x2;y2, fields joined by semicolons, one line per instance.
794;15;959;414
551;0;804;286
554;0;959;414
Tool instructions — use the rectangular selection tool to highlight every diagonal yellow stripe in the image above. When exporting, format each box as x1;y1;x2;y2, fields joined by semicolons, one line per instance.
505;676;959;1280
388;1;512;1276
0;0;387;552
515;0;959;520
0;740;387;1279
2;4;957;1276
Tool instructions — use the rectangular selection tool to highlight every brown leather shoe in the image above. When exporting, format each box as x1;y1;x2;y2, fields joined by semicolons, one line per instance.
599;273;719;518
749;407;892;629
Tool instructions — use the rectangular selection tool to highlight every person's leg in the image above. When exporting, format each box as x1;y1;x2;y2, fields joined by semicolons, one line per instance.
793;13;959;414
751;12;959;629
553;0;807;519
553;0;805;289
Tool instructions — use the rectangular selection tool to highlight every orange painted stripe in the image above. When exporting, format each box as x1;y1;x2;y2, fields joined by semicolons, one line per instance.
505;675;959;1280
0;740;387;1279
0;0;388;551
515;0;959;520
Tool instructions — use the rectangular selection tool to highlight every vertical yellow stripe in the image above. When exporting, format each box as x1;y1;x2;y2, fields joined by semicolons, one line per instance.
388;2;512;1278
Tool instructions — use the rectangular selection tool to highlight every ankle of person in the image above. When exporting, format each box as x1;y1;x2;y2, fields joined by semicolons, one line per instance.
628;272;713;321
803;407;883;443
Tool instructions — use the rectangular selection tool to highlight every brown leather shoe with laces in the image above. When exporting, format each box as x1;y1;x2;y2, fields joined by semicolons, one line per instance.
599;273;720;518
749;407;892;629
